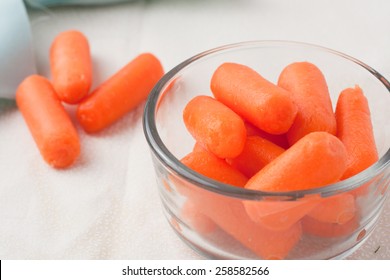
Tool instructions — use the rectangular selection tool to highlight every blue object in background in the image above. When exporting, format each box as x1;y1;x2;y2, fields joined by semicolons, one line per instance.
0;0;36;100
0;0;133;101
25;0;133;6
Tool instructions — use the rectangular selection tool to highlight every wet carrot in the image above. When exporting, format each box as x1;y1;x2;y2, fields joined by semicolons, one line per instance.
278;62;336;145
181;199;216;235
307;193;356;224
245;132;348;192
77;53;164;133
16;75;80;168
335;86;378;180
50;30;92;104
244;121;289;149
180;149;301;259
302;214;359;238
210;63;297;135
183;95;246;158
226;136;285;178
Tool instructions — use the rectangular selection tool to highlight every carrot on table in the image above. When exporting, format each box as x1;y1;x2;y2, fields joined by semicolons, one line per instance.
210;62;297;135
16;75;80;168
277;62;336;145
335;86;378;180
244;132;348;229
180;149;301;259
77;53;164;133
226;136;285;178
307;193;356;224
50;30;92;104
183;95;246;158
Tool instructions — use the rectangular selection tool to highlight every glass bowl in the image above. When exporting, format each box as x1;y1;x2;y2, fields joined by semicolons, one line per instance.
143;41;390;259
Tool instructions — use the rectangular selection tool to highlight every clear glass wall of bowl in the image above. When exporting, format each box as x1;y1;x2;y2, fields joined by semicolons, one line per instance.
144;41;390;259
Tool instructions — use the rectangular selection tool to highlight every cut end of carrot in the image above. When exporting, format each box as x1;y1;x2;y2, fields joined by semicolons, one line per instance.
44;143;80;168
76;104;102;133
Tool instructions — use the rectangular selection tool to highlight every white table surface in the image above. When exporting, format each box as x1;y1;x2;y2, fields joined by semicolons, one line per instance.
0;0;389;259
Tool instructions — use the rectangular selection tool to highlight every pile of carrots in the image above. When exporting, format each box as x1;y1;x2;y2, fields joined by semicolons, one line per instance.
17;30;164;168
179;61;378;259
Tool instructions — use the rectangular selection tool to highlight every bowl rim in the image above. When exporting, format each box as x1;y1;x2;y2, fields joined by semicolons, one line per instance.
143;40;390;200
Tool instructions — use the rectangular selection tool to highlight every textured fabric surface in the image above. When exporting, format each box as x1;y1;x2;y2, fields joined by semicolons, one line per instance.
0;0;389;259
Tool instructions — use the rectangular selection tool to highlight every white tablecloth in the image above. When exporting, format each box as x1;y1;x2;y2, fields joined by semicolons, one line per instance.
0;0;389;259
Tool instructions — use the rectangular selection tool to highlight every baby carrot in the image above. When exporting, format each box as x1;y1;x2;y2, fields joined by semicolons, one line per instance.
245;132;348;192
335;86;378;180
181;149;248;188
196;192;302;259
192;142;206;153
244;121;289;149
210;63;297;135
226;136;285;178
181;199;217;235
302;214;359;238
180;149;301;259
77;53;164;133
244;132;347;229
246;199;319;231
50;30;92;104
183;95;247;159
307;193;356;224
277;62;336;145
16;75;80;168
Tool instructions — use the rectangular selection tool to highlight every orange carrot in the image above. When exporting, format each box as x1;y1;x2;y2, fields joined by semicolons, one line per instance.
277;62;336;145
245;132;348;192
195;192;302;259
192;142;206;153
307;193;356;224
50;30;92;104
244;121;289;149
335;86;378;180
226;136;285;178
183;95;246;158
181;149;248;188
180;149;301;259
246;199;320;231
77;53;164;133
181;199;216;235
244;132;347;230
210;62;297;135
16;75;80;168
302;214;359;238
